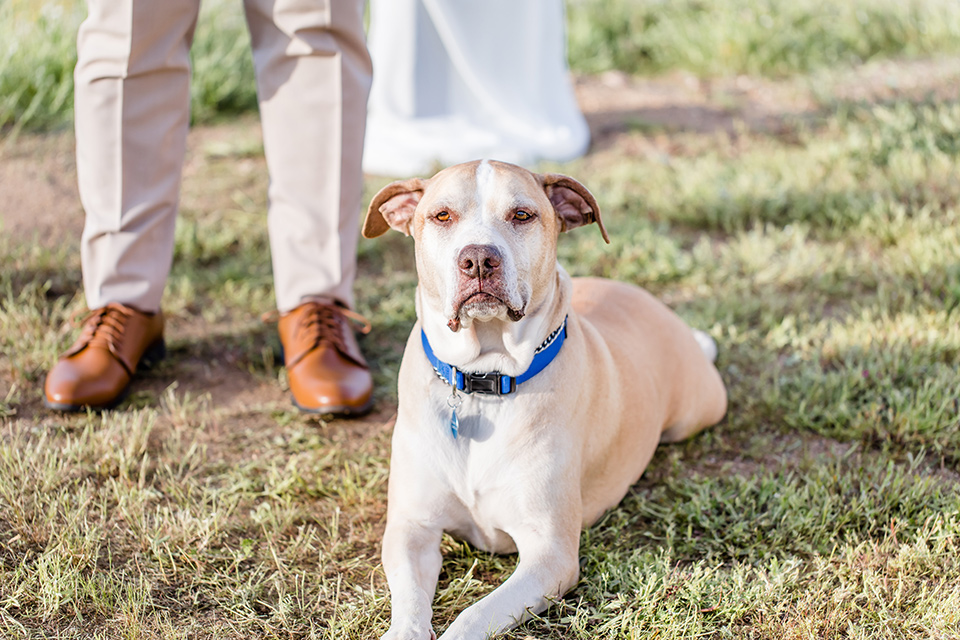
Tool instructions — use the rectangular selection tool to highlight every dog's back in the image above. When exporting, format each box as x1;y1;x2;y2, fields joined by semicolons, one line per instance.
571;277;727;523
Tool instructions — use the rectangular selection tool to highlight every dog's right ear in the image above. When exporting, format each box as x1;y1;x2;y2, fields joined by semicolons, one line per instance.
363;178;428;238
541;173;610;244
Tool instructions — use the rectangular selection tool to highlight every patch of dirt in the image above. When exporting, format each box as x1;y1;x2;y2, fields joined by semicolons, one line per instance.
12;343;397;453
575;56;960;151
0;131;83;247
821;56;960;104
0;115;267;249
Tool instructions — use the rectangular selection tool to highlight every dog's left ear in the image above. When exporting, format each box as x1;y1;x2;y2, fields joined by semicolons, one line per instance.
363;178;428;238
541;173;610;244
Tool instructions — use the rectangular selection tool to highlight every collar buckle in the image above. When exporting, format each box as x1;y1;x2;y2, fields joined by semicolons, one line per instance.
462;371;516;395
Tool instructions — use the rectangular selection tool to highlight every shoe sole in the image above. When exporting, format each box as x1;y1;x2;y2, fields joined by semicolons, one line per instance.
44;339;167;412
292;395;375;417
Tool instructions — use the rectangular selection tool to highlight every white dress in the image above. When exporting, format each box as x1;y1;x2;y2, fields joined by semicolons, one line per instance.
363;0;589;177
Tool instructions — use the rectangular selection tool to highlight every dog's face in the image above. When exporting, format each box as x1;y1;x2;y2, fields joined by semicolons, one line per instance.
364;160;608;332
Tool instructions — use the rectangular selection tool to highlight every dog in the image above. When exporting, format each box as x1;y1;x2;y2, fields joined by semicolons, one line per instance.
363;160;727;640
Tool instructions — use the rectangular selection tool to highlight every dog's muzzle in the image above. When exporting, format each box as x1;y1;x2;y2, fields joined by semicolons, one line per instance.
449;244;524;331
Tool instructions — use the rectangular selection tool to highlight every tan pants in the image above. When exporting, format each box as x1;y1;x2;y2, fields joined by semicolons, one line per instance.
75;0;371;313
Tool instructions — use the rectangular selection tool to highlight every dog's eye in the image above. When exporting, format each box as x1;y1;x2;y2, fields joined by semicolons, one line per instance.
513;210;533;222
436;211;451;222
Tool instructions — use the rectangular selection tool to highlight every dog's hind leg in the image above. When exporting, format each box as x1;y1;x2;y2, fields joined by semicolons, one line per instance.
659;330;727;444
692;329;718;363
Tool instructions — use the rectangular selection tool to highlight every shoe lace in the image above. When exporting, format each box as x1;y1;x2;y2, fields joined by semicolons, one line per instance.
69;303;137;375
264;302;371;369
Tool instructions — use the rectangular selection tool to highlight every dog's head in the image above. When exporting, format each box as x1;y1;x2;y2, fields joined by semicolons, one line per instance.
364;160;608;332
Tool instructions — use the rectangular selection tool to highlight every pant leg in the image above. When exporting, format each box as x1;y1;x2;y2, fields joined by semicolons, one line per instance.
243;0;372;312
76;0;201;313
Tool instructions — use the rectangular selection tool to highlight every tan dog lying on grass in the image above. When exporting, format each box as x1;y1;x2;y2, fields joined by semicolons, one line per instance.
363;160;728;640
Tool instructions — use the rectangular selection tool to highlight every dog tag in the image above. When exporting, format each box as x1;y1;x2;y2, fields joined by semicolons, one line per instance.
447;374;462;440
450;407;460;439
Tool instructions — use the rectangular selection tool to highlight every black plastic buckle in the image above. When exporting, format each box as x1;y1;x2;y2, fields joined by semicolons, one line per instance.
462;371;516;395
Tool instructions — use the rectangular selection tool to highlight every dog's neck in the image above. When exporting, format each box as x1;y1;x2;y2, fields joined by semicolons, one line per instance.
418;266;571;378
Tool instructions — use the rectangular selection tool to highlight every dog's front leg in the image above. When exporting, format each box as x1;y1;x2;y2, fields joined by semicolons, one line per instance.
382;518;444;640
439;528;580;640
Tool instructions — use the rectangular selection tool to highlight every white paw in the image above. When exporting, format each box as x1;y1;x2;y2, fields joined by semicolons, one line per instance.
381;626;436;640
692;329;718;363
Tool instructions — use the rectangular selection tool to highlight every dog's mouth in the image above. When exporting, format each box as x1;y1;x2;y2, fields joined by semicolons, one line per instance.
448;291;525;331
462;291;501;306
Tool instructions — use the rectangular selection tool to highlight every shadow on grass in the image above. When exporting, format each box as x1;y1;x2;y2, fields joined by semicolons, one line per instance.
584;102;814;152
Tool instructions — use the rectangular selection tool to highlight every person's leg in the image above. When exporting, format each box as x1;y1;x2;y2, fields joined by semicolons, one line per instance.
45;0;199;411
77;0;201;312
244;0;372;313
244;0;374;415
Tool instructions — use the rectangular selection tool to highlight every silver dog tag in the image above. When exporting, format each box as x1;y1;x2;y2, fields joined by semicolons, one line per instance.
447;369;462;439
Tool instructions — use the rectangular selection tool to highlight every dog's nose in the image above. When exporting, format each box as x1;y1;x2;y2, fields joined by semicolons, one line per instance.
458;244;502;279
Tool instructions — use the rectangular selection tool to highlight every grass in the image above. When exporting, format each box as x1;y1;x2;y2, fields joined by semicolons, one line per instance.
566;0;960;76
0;0;256;136
2;1;960;639
4;0;960;134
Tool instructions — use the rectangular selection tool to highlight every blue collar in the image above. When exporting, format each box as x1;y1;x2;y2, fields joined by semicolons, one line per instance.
421;317;568;395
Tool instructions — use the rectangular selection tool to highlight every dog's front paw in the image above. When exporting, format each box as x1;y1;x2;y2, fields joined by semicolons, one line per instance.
381;625;436;640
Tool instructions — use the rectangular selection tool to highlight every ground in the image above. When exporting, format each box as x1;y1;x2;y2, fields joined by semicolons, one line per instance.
2;56;960;638
6;58;957;423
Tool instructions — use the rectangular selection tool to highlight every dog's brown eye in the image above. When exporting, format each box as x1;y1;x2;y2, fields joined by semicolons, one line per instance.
514;210;533;221
436;211;451;222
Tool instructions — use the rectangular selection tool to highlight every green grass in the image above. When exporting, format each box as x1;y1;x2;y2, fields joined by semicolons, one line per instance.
3;2;960;638
567;0;960;76
5;0;960;134
0;2;81;136
0;0;256;135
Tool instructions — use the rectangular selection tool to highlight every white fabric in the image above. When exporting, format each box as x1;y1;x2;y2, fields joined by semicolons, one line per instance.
363;0;589;177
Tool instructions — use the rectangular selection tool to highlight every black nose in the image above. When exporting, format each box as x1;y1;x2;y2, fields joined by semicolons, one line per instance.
458;244;503;279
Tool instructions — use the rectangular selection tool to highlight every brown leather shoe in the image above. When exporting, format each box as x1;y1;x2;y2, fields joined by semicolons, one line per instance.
44;303;165;411
277;300;374;415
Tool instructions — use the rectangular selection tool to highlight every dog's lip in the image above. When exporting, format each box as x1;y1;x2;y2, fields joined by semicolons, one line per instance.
455;290;508;313
462;292;500;304
452;290;525;323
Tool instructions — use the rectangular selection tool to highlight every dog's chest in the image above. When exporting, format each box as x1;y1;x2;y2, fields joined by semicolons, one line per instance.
423;393;537;553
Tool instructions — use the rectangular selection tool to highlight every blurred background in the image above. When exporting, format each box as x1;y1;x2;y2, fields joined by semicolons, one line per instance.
4;0;960;134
